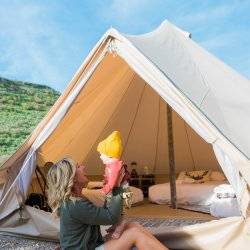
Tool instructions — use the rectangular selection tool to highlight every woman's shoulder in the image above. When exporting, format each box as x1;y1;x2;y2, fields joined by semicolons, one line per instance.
61;197;90;210
60;197;101;222
60;198;92;218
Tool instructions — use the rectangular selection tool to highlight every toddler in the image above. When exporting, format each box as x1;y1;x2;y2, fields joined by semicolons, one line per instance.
82;131;132;239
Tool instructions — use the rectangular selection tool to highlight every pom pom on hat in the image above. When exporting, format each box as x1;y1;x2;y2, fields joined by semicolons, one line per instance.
97;131;122;159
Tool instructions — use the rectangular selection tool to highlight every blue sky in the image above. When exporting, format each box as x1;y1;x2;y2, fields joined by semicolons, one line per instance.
0;0;249;92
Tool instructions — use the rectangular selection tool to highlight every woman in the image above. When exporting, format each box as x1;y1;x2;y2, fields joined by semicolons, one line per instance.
47;158;168;250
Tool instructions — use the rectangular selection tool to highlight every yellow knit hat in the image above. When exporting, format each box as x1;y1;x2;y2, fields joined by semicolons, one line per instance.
97;131;122;159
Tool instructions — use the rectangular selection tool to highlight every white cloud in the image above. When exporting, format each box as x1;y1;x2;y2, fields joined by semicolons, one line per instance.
174;2;237;29
172;0;250;36
99;0;160;32
0;1;78;91
200;31;239;51
110;0;151;17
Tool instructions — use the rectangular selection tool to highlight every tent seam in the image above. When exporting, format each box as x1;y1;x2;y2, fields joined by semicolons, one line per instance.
121;82;147;159
184;122;196;170
169;26;211;106
62;67;132;154
152;95;161;173
83;69;136;165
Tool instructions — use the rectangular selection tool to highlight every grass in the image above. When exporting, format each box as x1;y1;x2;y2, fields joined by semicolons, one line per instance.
0;77;60;159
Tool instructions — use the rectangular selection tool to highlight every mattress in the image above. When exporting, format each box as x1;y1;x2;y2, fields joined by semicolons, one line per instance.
130;186;144;205
148;181;227;211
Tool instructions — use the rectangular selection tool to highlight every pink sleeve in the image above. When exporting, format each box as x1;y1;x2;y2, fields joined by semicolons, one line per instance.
102;161;122;194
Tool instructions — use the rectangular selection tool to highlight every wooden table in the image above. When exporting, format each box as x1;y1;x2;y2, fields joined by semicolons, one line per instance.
130;174;155;197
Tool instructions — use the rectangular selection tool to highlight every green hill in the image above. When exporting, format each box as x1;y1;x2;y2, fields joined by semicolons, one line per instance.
0;77;60;159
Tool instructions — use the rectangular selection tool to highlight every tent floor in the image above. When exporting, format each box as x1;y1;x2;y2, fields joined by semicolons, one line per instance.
127;200;216;221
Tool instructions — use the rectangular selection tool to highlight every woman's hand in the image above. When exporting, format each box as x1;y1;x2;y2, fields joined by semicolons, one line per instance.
81;188;106;207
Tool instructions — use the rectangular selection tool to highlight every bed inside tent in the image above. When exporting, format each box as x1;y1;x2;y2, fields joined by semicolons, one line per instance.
28;54;237;225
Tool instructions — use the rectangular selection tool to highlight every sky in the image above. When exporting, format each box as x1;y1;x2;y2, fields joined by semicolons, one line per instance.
0;0;249;92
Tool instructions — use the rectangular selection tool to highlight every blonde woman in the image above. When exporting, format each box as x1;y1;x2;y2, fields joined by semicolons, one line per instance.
47;158;168;250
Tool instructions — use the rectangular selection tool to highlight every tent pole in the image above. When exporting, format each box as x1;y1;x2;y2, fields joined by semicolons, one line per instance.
167;104;177;209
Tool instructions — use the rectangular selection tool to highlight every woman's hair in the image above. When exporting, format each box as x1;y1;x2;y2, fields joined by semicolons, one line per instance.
46;157;76;217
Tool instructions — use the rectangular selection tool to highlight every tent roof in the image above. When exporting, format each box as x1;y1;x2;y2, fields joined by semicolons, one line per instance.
119;20;250;159
1;20;249;172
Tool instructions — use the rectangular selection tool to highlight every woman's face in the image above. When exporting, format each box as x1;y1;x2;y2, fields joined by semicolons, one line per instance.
72;165;89;196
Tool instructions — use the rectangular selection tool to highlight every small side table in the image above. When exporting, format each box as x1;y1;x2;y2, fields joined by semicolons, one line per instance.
129;177;140;188
129;174;155;197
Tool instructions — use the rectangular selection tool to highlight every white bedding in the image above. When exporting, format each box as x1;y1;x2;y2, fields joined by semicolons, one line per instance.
210;197;240;217
130;186;144;205
149;181;227;209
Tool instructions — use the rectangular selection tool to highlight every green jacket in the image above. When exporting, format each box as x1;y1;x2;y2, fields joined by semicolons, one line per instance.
59;187;123;250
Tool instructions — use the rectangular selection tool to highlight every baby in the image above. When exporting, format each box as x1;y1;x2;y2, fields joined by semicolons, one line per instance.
82;131;132;239
97;131;131;239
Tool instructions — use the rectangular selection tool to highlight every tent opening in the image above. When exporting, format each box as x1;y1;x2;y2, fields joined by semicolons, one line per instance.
32;54;236;220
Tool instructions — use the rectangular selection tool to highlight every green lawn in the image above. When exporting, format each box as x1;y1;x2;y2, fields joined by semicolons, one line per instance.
0;77;60;159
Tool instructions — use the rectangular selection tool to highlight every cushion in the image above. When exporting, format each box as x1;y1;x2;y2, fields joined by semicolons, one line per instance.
210;171;226;181
182;170;211;184
210;196;240;217
129;186;144;205
214;184;236;198
177;171;186;181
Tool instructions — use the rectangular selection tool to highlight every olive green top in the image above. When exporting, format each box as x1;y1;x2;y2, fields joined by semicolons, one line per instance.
59;187;123;250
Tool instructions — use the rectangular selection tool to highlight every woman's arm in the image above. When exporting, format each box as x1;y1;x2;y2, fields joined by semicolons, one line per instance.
86;181;103;189
70;187;123;225
81;188;106;207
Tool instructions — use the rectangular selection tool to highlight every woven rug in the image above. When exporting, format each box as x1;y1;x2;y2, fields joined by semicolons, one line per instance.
125;217;208;228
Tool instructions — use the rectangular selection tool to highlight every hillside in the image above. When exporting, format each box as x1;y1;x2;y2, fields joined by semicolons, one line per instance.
0;77;60;160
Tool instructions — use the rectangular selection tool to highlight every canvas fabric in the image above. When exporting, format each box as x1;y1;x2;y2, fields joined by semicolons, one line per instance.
0;21;249;249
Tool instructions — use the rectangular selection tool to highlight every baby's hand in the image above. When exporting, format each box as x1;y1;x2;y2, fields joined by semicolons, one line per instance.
86;181;103;189
117;167;125;187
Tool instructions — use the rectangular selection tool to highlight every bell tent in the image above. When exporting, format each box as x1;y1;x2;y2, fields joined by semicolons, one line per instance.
0;20;250;249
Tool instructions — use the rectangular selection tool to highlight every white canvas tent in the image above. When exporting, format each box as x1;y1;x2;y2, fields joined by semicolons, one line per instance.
0;20;250;249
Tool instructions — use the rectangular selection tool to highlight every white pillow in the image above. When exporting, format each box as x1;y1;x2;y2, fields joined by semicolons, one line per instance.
129;186;144;205
182;170;211;184
210;171;226;181
177;171;186;180
182;176;196;184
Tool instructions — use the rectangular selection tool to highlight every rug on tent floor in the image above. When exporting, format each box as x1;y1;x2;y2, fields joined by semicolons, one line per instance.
125;217;209;228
